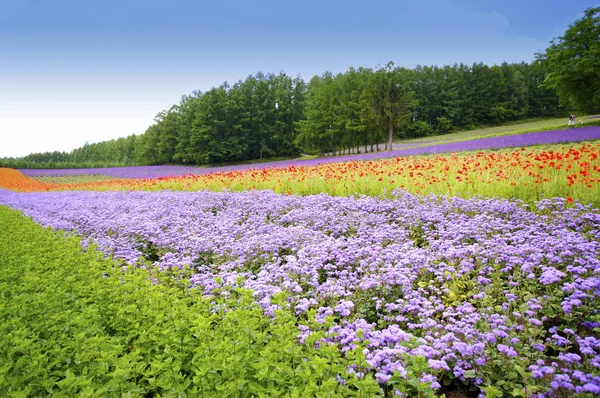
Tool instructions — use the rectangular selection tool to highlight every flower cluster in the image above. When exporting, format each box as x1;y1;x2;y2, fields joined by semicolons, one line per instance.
0;168;57;191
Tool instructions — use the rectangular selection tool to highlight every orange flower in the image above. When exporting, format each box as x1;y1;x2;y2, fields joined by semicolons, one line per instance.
0;168;57;191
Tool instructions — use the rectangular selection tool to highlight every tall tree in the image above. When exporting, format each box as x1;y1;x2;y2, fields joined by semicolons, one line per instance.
368;63;412;150
296;73;337;156
536;7;600;113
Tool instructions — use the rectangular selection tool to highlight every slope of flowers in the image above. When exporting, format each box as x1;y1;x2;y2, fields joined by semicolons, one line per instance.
0;168;58;191
1;189;598;396
16;143;598;207
150;143;599;204
0;168;125;192
31;174;124;184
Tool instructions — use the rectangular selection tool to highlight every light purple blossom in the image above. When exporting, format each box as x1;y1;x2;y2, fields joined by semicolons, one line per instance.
497;344;518;357
539;267;566;285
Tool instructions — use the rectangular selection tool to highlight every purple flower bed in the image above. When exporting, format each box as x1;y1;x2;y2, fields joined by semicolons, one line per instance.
19;126;600;179
19;165;205;179
1;189;599;395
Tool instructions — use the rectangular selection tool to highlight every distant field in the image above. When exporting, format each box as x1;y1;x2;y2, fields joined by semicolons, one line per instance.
395;116;599;146
6;140;600;207
30;174;123;184
18;125;600;182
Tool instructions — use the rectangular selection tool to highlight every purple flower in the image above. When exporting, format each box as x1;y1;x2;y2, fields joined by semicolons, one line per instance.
497;344;518;357
428;359;450;371
335;300;355;317
582;383;600;394
558;353;581;364
539;268;566;285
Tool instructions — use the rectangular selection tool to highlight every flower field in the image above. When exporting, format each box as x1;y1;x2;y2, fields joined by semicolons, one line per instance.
94;142;600;207
1;132;600;396
3;141;600;207
1;188;599;396
0;167;59;191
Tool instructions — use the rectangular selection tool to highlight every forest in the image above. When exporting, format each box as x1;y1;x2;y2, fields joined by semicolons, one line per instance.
0;62;565;169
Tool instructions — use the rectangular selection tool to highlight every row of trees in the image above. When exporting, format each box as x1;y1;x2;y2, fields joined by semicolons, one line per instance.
3;7;598;169
297;63;412;156
140;72;308;165
297;61;561;156
1;62;563;169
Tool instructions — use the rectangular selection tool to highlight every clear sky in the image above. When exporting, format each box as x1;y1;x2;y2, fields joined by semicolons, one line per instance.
1;0;598;158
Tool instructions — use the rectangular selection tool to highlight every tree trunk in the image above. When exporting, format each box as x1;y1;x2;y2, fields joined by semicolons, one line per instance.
388;126;394;151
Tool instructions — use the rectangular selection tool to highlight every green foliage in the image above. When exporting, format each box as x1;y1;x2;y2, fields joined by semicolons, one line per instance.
0;206;384;397
434;116;453;134
405;120;434;138
537;7;600;113
368;62;413;149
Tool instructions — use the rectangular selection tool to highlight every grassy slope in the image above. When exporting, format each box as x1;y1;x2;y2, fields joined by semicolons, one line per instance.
395;116;600;146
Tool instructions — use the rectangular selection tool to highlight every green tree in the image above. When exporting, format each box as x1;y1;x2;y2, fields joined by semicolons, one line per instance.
336;67;371;154
368;63;412;149
536;7;600;113
296;73;337;156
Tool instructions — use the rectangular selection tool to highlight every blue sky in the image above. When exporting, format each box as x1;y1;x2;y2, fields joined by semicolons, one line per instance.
1;0;598;157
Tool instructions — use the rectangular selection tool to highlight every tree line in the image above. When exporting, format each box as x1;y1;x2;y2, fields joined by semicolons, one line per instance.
1;61;564;169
